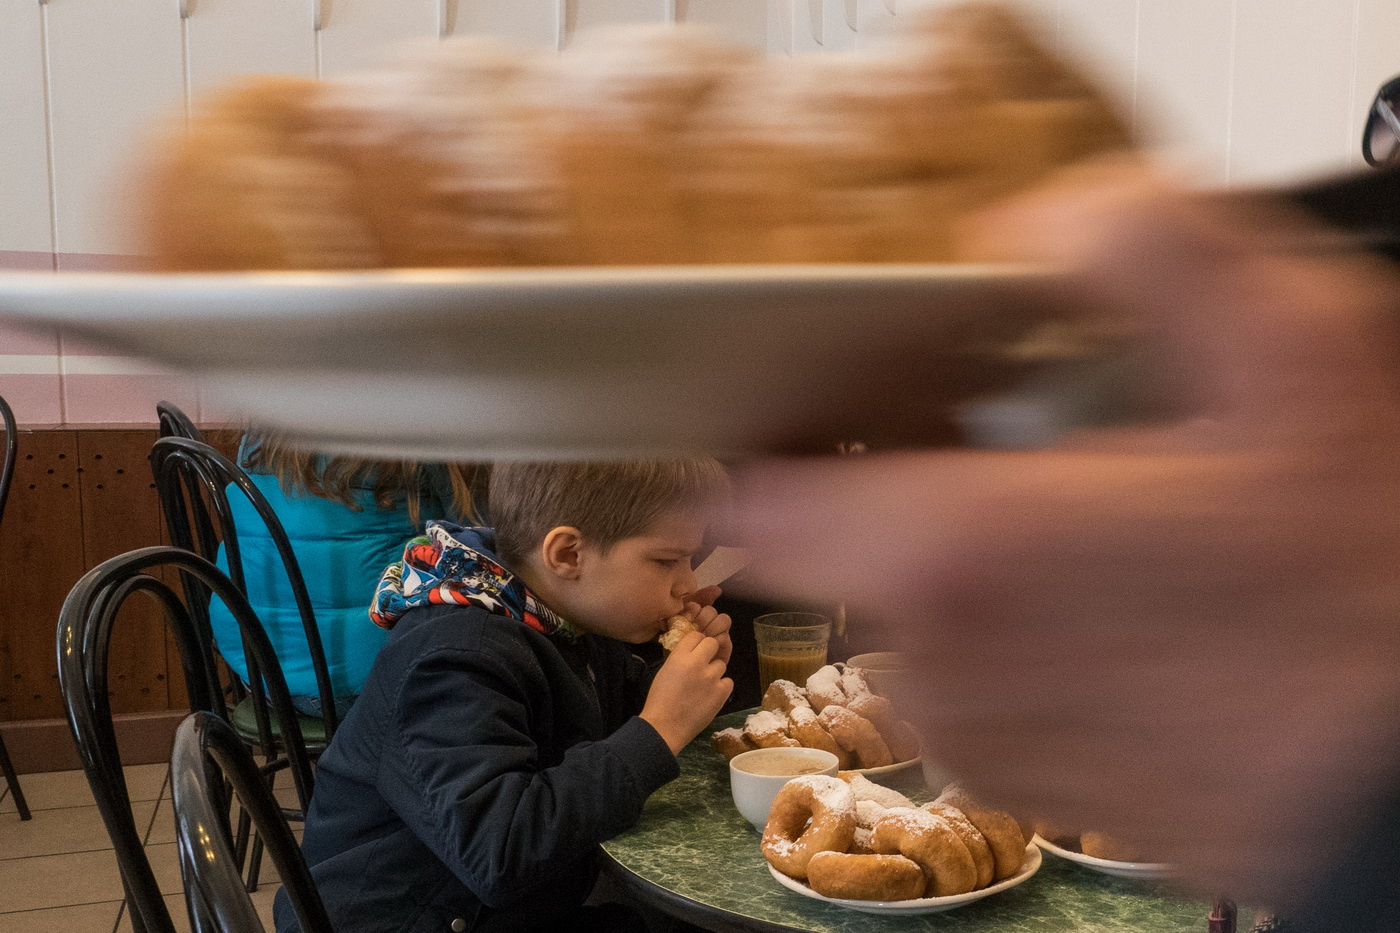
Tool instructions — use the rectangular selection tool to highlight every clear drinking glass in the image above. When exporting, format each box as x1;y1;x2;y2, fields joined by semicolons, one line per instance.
753;612;831;694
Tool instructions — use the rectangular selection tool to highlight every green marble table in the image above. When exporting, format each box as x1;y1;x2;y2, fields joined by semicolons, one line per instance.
601;710;1216;933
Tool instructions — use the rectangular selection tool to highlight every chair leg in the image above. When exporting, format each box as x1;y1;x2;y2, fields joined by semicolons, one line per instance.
246;831;265;893
0;730;31;821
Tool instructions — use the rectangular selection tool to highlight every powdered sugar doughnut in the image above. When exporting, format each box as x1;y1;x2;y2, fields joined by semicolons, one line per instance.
840;772;914;810
658;614;696;652
806;851;926;901
710;726;755;760
869;807;977;897
761;775;856;880
838;665;874;703
846;693;920;762
805;665;847;711
788;705;852;769
744;709;799;748
922;802;995;889
935;786;1026;881
819;705;893;769
761;679;812;716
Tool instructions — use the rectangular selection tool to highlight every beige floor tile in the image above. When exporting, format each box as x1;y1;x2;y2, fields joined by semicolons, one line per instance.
111;895;186;933
251;883;283;930
0;849;127;912
0;764;167;814
0;899;123;933
141;842;187;895
0;800;158;860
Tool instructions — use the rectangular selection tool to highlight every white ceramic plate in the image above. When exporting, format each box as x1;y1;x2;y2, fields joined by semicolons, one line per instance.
1032;834;1174;879
849;756;921;778
0;264;1074;459
768;841;1041;915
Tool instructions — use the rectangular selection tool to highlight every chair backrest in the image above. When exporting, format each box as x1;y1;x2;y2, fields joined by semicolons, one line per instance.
156;400;204;441
149;436;340;738
57;546;315;933
171;712;332;933
1;394;15;524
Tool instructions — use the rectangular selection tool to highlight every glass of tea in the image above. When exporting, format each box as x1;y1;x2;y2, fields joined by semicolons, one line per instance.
753;612;831;694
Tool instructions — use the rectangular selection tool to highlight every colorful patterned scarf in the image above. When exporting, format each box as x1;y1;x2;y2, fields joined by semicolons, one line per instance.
370;521;576;639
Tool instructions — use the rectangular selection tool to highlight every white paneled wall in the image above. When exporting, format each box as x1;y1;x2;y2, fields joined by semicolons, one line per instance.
0;0;1398;426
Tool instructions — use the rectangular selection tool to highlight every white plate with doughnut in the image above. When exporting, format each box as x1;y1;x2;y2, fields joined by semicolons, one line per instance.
1032;835;1174;880
767;842;1041;915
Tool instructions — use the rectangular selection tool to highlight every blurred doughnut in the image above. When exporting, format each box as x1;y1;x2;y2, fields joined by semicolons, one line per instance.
922;802;995;889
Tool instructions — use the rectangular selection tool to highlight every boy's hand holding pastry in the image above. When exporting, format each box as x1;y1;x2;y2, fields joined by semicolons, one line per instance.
643;630;734;756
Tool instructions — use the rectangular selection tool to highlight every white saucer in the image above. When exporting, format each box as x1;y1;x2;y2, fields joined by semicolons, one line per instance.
1032;834;1174;879
767;841;1041;914
848;756;921;778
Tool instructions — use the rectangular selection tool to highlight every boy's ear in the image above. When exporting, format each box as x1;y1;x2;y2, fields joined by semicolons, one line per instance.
539;526;585;580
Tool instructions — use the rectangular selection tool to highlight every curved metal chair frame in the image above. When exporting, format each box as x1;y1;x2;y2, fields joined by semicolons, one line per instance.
0;395;32;820
150;435;337;891
149;436;339;739
57;546;314;933
156;400;204;442
172;712;332;933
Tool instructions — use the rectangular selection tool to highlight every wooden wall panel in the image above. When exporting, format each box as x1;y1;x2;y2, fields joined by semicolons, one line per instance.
76;430;172;715
0;431;83;722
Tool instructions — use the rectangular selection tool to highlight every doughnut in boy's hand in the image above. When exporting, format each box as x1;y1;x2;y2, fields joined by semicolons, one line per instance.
658;614;696;652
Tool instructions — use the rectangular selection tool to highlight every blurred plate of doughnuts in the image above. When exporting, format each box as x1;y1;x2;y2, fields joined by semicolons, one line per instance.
0;263;1078;460
767;841;1041;915
1032;834;1174;879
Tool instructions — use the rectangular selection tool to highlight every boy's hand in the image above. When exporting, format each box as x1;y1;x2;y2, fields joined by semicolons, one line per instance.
682;601;732;664
641;632;733;755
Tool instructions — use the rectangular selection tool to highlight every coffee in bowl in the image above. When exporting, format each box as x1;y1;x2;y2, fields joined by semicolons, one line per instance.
730;747;839;830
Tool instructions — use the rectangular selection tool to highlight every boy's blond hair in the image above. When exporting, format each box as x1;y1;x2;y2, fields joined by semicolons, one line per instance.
488;460;730;566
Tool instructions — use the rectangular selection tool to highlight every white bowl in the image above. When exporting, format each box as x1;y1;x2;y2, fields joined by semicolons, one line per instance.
729;748;839;830
844;651;906;697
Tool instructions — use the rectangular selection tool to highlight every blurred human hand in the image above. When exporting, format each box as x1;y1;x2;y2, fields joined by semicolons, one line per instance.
731;162;1400;909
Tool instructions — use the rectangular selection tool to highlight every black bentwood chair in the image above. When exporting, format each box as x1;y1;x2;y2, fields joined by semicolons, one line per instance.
0;394;32;820
156;399;205;442
57;546;314;933
150;435;336;891
172;711;332;933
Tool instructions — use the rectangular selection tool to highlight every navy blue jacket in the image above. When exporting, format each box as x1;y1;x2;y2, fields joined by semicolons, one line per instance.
274;602;679;933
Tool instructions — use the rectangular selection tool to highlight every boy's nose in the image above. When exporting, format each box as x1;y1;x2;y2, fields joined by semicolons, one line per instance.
673;565;698;599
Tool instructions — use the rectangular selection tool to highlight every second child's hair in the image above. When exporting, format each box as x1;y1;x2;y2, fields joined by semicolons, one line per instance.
243;430;488;527
488;460;730;566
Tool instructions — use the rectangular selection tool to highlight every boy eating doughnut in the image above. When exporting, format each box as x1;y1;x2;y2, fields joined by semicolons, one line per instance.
276;460;734;933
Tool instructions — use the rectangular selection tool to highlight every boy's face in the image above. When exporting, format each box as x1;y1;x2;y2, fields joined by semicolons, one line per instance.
569;510;706;643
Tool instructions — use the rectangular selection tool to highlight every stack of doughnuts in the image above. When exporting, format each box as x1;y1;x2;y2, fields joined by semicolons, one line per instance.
134;2;1131;272
711;663;920;769
761;774;1027;901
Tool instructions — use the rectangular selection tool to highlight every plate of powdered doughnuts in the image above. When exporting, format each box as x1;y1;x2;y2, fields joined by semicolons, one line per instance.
711;663;922;774
759;773;1039;914
1031;830;1173;880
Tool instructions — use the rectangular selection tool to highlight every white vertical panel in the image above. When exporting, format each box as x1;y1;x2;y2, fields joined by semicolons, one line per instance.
854;0;896;47
185;0;318;95
451;0;563;47
0;3;52;255
1136;0;1233;184
316;0;440;77
675;0;771;50
45;0;186;257
1351;0;1400;170
1231;0;1356;184
820;0;858;51
787;0;821;54
1055;0;1137;121
564;0;670;47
